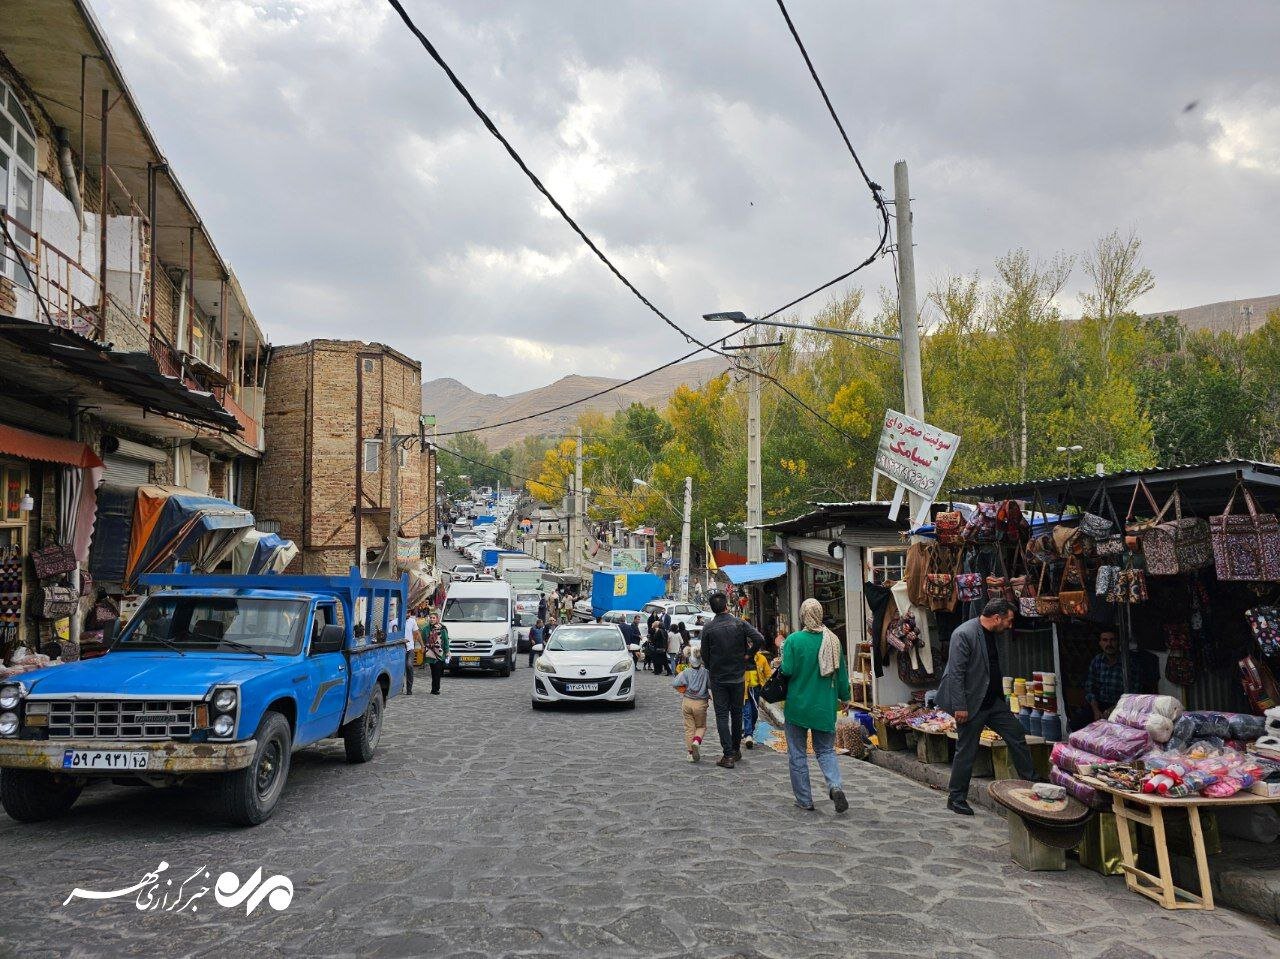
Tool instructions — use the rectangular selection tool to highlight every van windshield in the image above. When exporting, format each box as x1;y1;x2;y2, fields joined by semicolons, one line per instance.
442;598;508;623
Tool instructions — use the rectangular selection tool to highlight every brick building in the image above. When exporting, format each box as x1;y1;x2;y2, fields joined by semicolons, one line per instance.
259;340;436;575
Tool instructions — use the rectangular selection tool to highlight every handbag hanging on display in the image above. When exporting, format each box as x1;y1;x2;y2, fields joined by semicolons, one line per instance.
1057;555;1090;618
1096;564;1120;598
40;584;78;620
935;508;965;546
1034;562;1060;618
1245;606;1280;659
963;502;1002;543
985;547;1015;604
30;544;76;580
955;567;984;604
924;545;957;612
1079;484;1117;540
1209;481;1280;582
1143;487;1211;575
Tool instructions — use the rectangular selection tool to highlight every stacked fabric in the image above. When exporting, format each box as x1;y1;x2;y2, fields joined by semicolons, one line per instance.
1067;720;1151;762
1108;694;1184;744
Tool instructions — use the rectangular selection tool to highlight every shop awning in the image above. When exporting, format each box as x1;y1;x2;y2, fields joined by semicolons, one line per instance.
0;422;103;468
720;562;787;586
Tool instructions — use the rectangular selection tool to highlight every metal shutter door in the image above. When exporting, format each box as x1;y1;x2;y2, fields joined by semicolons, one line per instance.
103;455;150;486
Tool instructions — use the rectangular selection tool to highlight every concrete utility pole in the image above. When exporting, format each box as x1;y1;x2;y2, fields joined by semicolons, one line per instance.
893;160;927;520
746;332;763;564
573;428;584;572
678;475;692;601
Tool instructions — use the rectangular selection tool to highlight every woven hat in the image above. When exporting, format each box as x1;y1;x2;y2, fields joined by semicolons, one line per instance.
988;779;1091;848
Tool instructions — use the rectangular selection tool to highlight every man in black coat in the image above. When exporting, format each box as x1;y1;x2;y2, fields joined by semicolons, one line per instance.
699;592;764;768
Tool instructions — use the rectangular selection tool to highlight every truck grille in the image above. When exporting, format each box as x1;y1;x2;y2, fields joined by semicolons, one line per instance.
451;640;494;655
42;699;196;741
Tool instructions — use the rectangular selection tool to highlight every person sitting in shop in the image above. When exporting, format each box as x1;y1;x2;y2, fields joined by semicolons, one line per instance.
1072;629;1159;730
935;599;1039;816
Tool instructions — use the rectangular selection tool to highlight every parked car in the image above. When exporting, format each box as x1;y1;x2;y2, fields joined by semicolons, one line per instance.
642;599;709;638
531;623;637;710
572;598;595;623
448;563;478;583
441;580;517;676
0;568;407;826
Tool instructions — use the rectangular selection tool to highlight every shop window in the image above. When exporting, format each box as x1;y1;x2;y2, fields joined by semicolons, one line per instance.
802;561;845;632
869;547;908;585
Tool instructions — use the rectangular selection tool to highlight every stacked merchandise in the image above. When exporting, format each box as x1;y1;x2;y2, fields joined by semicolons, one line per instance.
0;646;59;678
905;709;956;735
0;544;21;652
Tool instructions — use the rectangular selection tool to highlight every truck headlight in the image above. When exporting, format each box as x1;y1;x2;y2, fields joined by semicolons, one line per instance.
212;688;237;713
610;659;632;674
0;712;18;737
535;658;556;674
0;683;22;710
212;714;235;737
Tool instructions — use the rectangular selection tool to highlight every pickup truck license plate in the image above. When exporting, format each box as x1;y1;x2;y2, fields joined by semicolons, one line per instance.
62;749;149;771
460;656;481;664
566;682;597;692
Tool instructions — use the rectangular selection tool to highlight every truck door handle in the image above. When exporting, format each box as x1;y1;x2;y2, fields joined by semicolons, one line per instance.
337;665;345;672
292;675;306;684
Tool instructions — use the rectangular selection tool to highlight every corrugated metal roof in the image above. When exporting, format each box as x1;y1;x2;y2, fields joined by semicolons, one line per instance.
759;500;909;536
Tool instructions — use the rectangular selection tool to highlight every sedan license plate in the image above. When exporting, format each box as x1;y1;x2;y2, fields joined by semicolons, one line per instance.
460;656;481;664
566;682;597;692
62;749;149;771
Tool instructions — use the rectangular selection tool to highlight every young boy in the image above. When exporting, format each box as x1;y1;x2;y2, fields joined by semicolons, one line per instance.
672;648;711;762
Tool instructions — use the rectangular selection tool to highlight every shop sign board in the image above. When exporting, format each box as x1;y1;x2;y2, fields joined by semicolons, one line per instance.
873;409;960;512
611;547;647;571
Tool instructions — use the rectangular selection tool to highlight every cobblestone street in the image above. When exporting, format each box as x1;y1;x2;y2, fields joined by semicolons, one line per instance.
0;662;1276;959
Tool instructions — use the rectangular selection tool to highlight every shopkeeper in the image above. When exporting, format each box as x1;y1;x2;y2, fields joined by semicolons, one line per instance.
1074;629;1159;730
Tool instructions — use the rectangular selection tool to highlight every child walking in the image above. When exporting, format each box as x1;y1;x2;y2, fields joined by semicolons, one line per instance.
672;648;711;762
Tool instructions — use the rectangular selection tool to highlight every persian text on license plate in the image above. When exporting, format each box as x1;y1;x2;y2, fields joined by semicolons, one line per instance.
460;656;481;664
62;749;149;771
566;683;597;692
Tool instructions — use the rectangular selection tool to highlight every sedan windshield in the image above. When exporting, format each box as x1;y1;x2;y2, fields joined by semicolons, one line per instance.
547;627;625;652
442;598;508;622
118;596;308;655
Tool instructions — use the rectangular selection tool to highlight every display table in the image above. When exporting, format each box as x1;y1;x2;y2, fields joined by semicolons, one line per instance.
1079;775;1280;911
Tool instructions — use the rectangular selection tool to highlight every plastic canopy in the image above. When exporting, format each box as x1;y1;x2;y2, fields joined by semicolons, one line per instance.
720;562;787;586
124;485;254;586
231;530;299;575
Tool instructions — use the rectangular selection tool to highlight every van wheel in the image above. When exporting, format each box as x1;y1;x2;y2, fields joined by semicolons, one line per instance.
498;657;511;678
0;769;83;822
220;711;292;826
343;687;384;764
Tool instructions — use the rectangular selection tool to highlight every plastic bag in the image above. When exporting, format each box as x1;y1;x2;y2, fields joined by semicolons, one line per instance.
1109;693;1184;744
1166;714;1197;751
1068;720;1151;762
1051;742;1108;776
1186;711;1266;741
1050;766;1107;809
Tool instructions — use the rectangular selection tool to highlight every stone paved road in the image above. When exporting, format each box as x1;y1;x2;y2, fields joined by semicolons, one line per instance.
2;662;1278;958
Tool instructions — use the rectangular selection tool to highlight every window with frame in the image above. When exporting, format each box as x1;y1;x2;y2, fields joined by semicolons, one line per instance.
362;438;381;473
0;80;38;282
869;547;908;585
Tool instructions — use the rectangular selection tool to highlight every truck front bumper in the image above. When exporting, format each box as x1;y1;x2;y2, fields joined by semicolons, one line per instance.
0;738;257;774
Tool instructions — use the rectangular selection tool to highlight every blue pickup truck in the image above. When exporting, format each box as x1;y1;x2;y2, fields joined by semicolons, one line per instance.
0;567;407;826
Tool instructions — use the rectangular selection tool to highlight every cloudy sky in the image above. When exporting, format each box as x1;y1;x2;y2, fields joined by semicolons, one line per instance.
95;0;1280;395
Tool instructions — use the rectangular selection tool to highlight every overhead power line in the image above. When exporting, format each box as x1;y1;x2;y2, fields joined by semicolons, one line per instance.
385;0;882;444
434;441;572;495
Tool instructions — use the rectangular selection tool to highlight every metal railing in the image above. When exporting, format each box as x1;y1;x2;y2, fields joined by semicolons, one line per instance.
1;211;104;338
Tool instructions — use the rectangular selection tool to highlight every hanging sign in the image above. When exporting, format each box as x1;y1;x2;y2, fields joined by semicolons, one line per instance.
611;548;647;571
873;410;960;520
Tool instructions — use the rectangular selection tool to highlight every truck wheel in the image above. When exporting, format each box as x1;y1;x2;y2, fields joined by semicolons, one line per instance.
343;687;384;764
219;711;292;827
0;769;82;822
497;657;511;678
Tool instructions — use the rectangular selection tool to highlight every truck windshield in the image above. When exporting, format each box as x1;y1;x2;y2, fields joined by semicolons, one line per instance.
118;597;309;655
547;628;625;652
442;598;508;623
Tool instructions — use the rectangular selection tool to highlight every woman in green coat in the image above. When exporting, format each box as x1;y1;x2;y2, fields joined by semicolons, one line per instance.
780;598;849;813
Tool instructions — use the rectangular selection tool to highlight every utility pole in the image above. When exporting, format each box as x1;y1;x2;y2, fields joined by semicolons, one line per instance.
893;160;927;520
386;422;399;578
574;427;584;573
746;332;763;563
678;476;692;601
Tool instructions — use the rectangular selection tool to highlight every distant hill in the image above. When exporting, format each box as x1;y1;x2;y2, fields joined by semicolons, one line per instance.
423;356;730;450
1144;294;1280;334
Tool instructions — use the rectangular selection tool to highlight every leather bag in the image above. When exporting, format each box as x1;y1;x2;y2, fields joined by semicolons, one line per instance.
1057;555;1089;618
924;546;957;613
1210;481;1280;582
760;666;789;703
1034;562;1060;618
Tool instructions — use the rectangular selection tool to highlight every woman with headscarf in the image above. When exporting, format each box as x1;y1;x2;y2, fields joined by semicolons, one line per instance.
780;598;850;812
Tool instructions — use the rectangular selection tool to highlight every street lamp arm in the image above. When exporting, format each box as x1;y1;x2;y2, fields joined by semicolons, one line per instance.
734;315;902;343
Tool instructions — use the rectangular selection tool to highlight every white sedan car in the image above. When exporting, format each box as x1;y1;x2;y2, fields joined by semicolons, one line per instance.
531;624;637;710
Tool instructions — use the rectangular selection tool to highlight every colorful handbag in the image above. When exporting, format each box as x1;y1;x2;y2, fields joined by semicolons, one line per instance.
1116;567;1148;604
963;502;1001;543
996;499;1028;543
1125;479;1165;536
40;584;78;619
1142;488;1211;575
886;611;922;653
985;549;1015;604
1245;606;1280;659
1096;564;1120;598
955;570;984;603
1210;481;1280;582
31;544;76;580
935;510;965;546
1057;556;1089;617
1079;484;1116;540
88;597;120;629
925;546;957;612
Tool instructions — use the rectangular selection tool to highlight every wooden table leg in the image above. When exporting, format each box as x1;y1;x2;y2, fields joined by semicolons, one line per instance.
1188;805;1215;910
1113;795;1139;894
1148;804;1177;909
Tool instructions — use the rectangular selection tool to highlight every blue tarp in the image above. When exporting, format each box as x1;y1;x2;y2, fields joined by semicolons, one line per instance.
720;562;787;586
591;569;665;616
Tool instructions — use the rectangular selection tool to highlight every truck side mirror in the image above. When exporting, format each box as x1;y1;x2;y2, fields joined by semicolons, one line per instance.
312;624;346;655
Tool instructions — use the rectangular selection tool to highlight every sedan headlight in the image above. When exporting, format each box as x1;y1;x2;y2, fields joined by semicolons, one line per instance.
0;683;22;711
212;714;234;737
610;659;632;674
0;713;18;736
535;658;556;674
212;688;238;713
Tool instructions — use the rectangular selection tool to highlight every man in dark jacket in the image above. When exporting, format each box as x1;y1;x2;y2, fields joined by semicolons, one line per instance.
700;592;764;768
935;599;1037;815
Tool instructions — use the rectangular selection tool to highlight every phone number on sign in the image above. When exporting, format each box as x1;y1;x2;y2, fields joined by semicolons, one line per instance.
875;453;939;494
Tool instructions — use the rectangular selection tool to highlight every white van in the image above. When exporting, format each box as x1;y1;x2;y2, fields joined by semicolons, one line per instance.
441;580;518;676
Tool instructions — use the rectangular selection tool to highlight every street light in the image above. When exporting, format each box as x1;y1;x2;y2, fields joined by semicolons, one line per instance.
702;311;902;344
1056;445;1084;475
